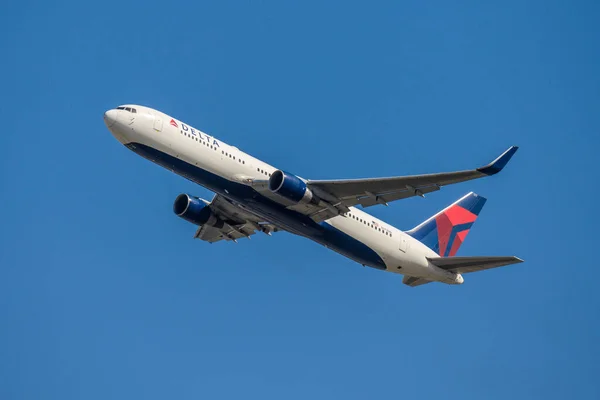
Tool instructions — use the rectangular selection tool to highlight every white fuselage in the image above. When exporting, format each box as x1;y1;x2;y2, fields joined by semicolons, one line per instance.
104;105;463;284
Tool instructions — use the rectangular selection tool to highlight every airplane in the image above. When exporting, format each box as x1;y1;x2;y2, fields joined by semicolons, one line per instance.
104;104;523;287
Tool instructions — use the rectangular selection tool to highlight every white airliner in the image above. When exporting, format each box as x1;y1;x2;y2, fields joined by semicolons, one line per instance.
104;104;522;287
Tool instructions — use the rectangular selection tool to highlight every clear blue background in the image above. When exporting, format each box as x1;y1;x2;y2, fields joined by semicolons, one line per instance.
1;1;598;398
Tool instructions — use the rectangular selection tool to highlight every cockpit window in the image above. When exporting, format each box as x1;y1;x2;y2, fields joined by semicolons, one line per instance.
116;106;137;113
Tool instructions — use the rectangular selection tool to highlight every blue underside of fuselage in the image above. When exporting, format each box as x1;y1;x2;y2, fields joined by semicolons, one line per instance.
125;142;386;270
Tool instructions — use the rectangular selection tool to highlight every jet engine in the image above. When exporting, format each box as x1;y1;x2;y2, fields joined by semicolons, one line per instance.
173;194;224;228
268;170;315;205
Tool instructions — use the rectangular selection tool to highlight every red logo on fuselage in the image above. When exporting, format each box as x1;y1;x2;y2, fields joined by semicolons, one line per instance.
170;119;178;128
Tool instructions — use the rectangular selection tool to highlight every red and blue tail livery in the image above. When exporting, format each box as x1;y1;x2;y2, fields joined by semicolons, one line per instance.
406;192;486;257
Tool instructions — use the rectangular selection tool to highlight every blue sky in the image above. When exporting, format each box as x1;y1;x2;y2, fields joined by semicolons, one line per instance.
1;0;599;398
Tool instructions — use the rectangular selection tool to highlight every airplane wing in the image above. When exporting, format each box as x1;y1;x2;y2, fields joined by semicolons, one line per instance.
306;146;518;214
193;194;280;243
427;256;524;274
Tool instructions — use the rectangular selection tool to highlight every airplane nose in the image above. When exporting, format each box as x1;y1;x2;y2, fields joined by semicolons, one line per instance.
104;109;118;128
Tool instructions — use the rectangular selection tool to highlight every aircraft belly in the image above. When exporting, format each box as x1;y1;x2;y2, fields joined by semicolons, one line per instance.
126;142;388;270
125;143;318;231
315;222;387;270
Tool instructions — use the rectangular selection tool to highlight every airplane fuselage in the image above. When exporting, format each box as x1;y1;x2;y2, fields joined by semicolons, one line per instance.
104;105;464;285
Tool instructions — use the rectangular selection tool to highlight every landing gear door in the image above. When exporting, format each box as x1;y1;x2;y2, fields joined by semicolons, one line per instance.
153;117;163;132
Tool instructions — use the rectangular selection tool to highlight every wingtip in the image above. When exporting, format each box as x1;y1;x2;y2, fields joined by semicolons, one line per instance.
477;146;519;176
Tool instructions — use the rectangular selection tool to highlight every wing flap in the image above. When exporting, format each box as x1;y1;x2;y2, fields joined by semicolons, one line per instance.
428;256;524;274
192;194;281;243
351;184;441;207
194;225;227;243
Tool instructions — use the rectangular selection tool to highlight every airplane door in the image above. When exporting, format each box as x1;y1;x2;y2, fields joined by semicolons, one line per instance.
153;117;163;132
399;237;408;252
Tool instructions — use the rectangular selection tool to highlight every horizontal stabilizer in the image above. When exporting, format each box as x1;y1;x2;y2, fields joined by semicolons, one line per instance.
402;276;434;287
428;256;523;274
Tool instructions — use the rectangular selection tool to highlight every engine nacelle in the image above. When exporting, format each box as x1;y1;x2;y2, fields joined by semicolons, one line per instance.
173;194;224;228
268;170;315;204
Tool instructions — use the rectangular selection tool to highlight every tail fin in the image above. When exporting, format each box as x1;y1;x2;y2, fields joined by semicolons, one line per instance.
406;192;486;257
